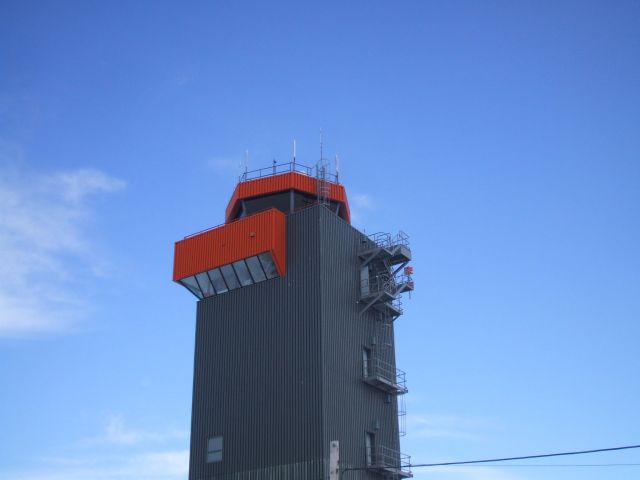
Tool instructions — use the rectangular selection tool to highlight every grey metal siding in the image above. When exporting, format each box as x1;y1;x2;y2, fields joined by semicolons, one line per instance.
318;207;400;479
188;206;403;480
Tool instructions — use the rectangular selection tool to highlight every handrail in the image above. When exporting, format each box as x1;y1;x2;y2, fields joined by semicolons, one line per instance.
360;273;413;296
182;206;280;239
367;357;407;391
368;444;412;474
239;161;339;184
366;231;410;249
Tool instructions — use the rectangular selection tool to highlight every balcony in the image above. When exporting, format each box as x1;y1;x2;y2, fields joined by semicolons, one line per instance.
363;356;408;395
359;231;412;267
225;161;350;223
359;273;414;317
366;445;412;478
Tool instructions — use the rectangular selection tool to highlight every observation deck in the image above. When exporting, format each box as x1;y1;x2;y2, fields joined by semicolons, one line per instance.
173;160;350;299
225;161;350;223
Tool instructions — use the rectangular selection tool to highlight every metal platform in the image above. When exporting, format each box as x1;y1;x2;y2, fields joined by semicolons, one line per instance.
359;231;412;268
359;274;414;318
367;445;413;478
363;357;408;395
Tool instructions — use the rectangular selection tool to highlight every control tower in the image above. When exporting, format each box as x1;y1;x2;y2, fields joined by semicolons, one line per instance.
173;160;414;479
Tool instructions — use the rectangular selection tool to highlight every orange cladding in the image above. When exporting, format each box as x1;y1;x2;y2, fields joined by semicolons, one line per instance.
225;172;351;223
173;208;286;281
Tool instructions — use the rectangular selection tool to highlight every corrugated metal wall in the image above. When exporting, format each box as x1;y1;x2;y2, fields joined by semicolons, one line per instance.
317;207;401;479
173;208;286;281
188;206;402;480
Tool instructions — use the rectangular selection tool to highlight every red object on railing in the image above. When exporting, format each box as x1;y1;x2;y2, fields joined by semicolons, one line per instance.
173;208;286;281
404;266;413;275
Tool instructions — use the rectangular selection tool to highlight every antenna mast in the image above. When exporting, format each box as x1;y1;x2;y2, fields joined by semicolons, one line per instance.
293;139;297;166
242;150;249;180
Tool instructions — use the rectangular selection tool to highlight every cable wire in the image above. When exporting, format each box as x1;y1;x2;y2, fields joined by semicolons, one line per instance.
410;444;640;468
434;463;640;467
341;443;640;473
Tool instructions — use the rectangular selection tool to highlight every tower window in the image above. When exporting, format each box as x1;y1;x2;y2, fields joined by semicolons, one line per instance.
258;252;279;279
206;436;223;463
245;256;267;282
233;260;254;286
220;264;241;290
209;268;228;294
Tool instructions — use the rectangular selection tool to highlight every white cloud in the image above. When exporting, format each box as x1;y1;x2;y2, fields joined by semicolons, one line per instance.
48;168;125;203
403;413;525;480
1;416;189;480
412;466;522;480
0;161;125;337
88;414;187;446
349;192;375;225
1;450;189;480
105;414;159;445
352;193;375;210
406;413;493;440
207;157;243;175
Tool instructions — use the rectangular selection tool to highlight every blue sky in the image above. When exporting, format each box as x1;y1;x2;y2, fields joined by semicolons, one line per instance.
1;1;639;479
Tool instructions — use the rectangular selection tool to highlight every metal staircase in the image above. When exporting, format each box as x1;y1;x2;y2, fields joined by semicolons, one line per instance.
359;231;413;318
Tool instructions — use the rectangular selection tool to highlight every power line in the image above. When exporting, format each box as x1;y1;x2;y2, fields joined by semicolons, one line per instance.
433;463;640;467
410;444;640;468
341;443;640;473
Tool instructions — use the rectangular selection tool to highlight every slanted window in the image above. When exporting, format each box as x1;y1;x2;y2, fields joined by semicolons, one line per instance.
206;436;223;463
245;256;266;282
233;260;254;287
258;252;279;279
220;264;240;290
209;268;228;294
293;191;316;210
196;272;215;298
244;191;291;216
180;254;281;299
180;276;202;299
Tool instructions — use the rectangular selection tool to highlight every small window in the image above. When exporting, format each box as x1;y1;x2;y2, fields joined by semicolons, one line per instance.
362;347;372;378
258;252;279;279
206;436;223;463
209;268;228;294
360;266;370;296
233;260;254;287
365;432;375;467
245;256;266;283
196;272;215;298
220;264;240;290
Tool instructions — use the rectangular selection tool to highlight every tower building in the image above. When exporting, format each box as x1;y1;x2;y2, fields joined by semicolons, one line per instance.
173;160;414;479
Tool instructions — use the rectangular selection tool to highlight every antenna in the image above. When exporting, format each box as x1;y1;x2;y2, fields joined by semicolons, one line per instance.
243;150;249;180
335;154;340;182
320;129;324;161
293;139;297;165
